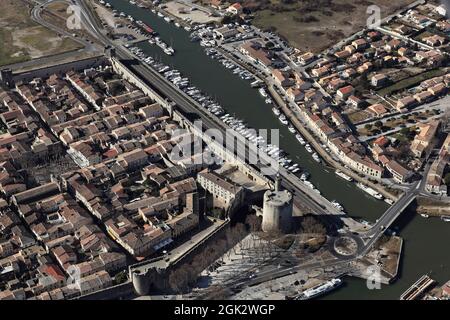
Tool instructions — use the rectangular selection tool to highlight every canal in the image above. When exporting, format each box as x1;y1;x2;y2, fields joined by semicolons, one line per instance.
107;0;450;299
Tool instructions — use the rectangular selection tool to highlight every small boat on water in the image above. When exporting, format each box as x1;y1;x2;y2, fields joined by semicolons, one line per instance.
420;214;429;218
251;79;263;88
335;170;353;182
272;107;281;116
296;134;306;145
300;172;310;181
279;114;288;125
305;144;313;153
312;152;321;163
296;278;342;300
356;183;383;200
288;125;296;133
304;181;314;189
258;88;268;98
142;23;154;34
164;48;174;56
441;216;450;222
331;200;344;211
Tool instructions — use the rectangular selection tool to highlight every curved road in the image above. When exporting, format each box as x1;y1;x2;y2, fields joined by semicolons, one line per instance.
5;0;101;72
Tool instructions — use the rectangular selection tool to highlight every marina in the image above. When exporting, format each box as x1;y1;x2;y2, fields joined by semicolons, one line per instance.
123;44;304;173
104;0;450;301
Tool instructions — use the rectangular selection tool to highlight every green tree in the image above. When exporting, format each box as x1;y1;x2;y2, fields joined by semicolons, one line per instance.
374;121;383;128
114;271;128;285
400;127;410;135
265;41;275;49
221;15;232;24
301;216;326;235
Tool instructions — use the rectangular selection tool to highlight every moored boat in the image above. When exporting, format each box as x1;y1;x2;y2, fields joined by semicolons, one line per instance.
335;170;353;182
296;278;343;300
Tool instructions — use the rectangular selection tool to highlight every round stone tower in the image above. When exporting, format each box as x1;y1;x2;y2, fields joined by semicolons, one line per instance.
261;176;293;234
130;269;150;296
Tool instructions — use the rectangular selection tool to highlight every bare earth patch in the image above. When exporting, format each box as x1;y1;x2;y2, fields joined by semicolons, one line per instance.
0;0;82;66
252;0;416;52
164;1;221;24
13;25;81;59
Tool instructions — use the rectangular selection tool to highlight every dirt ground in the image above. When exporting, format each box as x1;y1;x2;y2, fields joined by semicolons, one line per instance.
251;0;416;52
46;1;72;19
0;0;82;66
165;1;221;24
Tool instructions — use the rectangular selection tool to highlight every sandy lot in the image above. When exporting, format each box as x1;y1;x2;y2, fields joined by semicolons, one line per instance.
252;0;417;52
164;1;221;24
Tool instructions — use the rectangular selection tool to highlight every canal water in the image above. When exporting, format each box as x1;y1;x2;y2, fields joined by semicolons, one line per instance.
107;0;450;299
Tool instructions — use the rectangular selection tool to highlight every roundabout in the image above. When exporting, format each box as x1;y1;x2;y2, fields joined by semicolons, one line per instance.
329;233;365;260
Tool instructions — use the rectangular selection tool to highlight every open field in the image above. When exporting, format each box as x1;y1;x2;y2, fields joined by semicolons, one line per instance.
0;0;83;67
250;0;416;52
46;1;72;18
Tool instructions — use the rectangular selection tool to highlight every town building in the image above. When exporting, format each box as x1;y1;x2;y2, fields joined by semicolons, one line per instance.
197;169;244;217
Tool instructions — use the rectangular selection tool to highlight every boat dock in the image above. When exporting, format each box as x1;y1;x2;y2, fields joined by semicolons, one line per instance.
400;275;436;300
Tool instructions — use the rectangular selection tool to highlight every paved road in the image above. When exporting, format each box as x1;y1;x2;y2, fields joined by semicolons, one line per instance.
358;163;434;256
